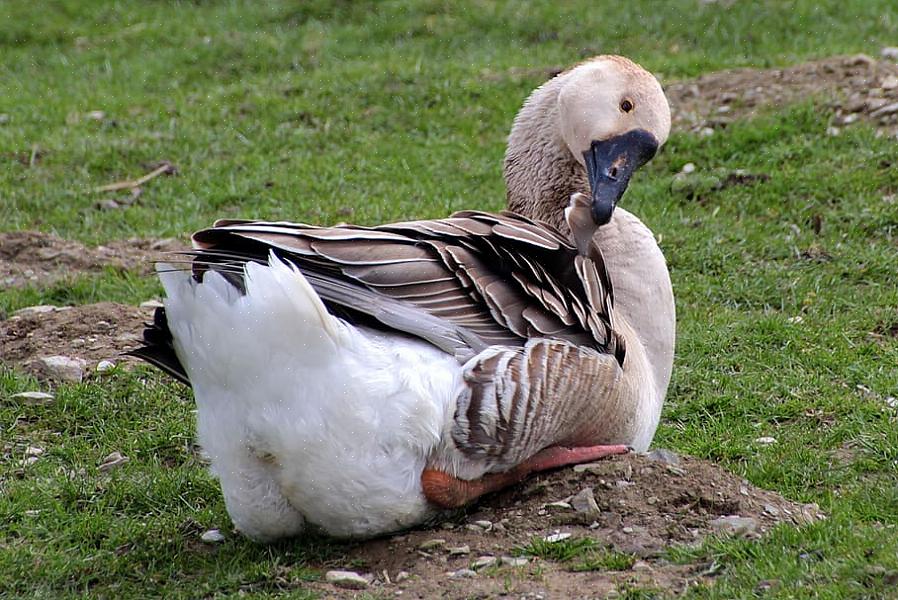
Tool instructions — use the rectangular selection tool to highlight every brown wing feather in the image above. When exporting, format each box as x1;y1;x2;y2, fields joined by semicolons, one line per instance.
186;211;621;363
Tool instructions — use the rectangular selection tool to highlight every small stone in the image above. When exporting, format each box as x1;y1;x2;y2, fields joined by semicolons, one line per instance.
543;532;571;543
500;556;529;567
841;113;859;125
826;126;841;137
10;391;55;404
572;462;607;474
465;523;485;531
20;456;40;467
644;448;680;465
881;75;898;90
447;568;477;579
847;53;876;67
96;360;116;373
471;556;497;570
13;305;60;317
646;496;658;505
473;520;492;531
710;515;759;537
394;571;410;582
98;451;129;472
440;522;456;530
37;356;88;382
699;127;715;137
716;105;731;114
754;436;777;445
570;487;600;515
0;113;9;124
419;538;446;550
25;446;44;457
681;162;696;174
325;570;371;589
86;110;106;121
881;47;898;61
622;526;634;534
871;102;898;118
140;300;164;310
200;529;225;543
544;501;572;511
763;503;781;516
448;545;470;556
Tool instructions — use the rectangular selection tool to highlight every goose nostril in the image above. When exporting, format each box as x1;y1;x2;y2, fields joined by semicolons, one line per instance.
608;166;618;179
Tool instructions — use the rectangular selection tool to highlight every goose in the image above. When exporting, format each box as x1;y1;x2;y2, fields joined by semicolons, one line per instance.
132;55;674;541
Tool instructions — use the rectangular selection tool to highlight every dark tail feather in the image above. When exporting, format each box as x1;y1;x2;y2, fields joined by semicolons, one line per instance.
125;306;191;386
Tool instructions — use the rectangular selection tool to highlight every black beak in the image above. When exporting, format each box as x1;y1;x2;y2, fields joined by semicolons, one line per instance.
583;129;660;225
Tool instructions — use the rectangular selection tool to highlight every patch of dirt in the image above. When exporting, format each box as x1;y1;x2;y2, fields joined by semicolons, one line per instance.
1;303;150;378
0;231;184;288
306;454;824;599
666;54;898;136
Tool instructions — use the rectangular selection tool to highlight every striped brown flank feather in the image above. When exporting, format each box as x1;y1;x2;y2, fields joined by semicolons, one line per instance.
451;339;622;471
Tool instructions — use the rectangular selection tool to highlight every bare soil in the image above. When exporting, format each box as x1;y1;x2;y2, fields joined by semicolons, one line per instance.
1;303;152;378
0;230;183;288
304;453;823;599
666;54;898;136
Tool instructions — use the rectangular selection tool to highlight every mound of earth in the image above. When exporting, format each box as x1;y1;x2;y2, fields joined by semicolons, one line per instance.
667;54;898;136
1;303;151;380
301;453;823;599
0;231;184;288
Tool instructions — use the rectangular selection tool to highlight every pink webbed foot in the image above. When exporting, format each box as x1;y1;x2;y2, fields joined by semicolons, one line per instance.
422;444;630;508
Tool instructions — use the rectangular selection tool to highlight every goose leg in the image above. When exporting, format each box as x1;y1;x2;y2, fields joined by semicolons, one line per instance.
421;444;629;508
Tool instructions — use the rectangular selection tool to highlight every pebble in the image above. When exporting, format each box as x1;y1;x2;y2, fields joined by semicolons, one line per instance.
710;515;759;537
699;127;715;137
325;570;371;589
98;451;129;472
394;571;410;582
140;300;165;310
826;126;841;137
86;110;106;121
543;532;571;543
644;448;680;465
200;529;225;543
447;545;470;556
12;305;61;316
754;436;777;445
881;75;898;90
471;556;497;570
622;526;634;534
37;356;88;383
680;162;696;174
96;360;116;373
544;501;572;511
0;113;8;124
881;47;898;61
10;391;55;404
447;568;477;579
632;560;652;572
570;487;600;515
500;556;529;567
419;538;446;550
25;446;44;457
472;519;492;531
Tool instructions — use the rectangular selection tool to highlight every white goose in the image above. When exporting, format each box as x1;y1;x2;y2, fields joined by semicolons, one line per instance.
133;55;674;541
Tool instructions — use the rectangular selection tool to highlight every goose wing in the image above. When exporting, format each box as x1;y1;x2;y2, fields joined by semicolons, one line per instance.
185;210;624;364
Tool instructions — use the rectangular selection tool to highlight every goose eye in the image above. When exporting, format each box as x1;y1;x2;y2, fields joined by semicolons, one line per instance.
620;99;634;113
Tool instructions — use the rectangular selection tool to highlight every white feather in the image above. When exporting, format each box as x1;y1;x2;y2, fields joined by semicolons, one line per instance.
159;255;465;539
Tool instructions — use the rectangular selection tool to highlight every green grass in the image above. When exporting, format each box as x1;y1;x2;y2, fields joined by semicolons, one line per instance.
3;0;898;598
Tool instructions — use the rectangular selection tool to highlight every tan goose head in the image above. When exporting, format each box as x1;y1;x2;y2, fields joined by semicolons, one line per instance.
505;56;671;231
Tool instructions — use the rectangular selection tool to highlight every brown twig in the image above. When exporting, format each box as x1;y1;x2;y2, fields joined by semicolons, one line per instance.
95;162;176;193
